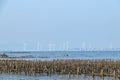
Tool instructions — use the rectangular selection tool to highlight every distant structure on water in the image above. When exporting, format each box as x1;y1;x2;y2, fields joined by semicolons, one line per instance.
19;42;120;52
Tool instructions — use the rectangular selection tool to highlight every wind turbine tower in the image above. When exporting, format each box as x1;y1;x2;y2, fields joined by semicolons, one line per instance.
66;41;70;51
63;43;66;51
48;43;52;51
23;43;27;51
82;42;86;50
37;42;40;51
52;44;56;51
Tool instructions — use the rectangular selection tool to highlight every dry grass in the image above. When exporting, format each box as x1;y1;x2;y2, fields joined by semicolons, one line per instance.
0;60;119;79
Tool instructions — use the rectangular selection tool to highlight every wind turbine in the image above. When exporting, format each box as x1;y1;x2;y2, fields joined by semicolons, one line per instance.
23;43;27;51
82;42;86;50
110;43;113;51
63;43;66;51
66;41;70;51
48;43;52;51
37;42;40;51
52;44;56;51
88;44;92;51
59;44;63;51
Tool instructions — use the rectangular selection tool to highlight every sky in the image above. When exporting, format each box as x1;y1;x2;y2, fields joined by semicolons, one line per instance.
0;0;120;51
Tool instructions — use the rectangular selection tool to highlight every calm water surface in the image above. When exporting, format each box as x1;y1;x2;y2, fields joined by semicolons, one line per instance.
0;74;118;80
1;51;120;60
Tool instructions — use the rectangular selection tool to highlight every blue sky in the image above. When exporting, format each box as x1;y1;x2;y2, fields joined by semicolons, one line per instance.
0;0;120;50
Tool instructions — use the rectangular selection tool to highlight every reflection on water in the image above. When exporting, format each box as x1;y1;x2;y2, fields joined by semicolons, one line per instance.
0;74;119;80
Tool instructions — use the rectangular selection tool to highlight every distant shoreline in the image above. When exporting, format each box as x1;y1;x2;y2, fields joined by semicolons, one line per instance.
2;50;120;53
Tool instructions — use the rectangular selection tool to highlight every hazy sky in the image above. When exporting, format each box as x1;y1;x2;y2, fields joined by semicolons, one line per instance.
0;0;120;50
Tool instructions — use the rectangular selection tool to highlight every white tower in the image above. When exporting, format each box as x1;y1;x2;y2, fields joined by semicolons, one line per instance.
52;44;56;51
62;41;70;51
66;41;70;51
59;44;63;51
82;42;86;50
63;43;66;51
48;43;52;51
37;42;40;51
88;44;92;51
23;43;27;51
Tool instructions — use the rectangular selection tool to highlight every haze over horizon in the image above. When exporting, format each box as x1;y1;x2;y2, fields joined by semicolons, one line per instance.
0;0;120;51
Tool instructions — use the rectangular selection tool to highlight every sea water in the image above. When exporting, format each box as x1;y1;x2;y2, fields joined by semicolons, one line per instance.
2;51;120;60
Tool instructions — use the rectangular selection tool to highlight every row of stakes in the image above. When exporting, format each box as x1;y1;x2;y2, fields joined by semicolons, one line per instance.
0;60;119;79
